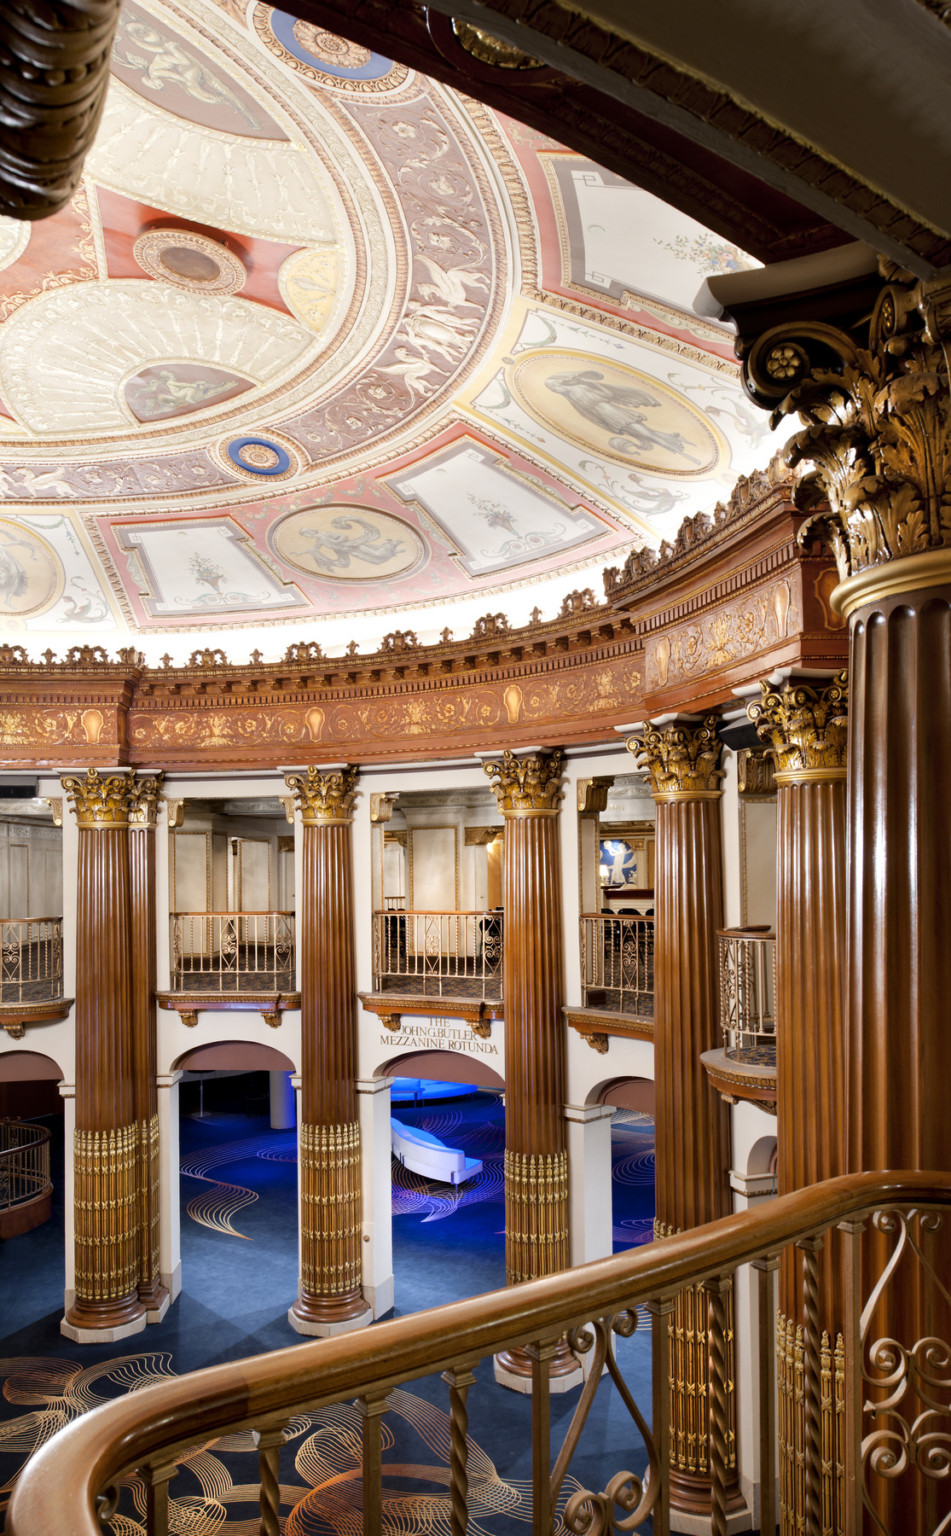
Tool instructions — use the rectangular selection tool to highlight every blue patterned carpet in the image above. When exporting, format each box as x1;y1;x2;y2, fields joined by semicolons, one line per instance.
0;1087;658;1534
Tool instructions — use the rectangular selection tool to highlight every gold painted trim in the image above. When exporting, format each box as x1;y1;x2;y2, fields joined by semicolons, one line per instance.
773;767;848;785
652;790;723;803
832;548;951;618
498;807;561;818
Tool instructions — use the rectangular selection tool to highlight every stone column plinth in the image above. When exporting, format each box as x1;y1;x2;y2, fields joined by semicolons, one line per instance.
484;748;577;1392
61;769;145;1343
629;718;741;1521
284;765;370;1337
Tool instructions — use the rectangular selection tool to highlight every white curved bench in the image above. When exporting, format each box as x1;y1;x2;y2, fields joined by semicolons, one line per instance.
391;1118;482;1186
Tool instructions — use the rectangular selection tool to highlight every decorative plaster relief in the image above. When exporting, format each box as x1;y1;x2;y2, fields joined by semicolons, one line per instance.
646;580;801;690
115;519;306;617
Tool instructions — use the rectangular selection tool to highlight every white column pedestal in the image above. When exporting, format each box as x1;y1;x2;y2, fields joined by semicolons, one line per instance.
156;1072;182;1305
357;1076;394;1319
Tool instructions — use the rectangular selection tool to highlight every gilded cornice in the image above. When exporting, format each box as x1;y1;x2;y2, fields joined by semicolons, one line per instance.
484;748;565;816
742;267;951;603
62;768;135;828
747;672;848;781
284;765;359;825
627;716;725;799
127;772;164;828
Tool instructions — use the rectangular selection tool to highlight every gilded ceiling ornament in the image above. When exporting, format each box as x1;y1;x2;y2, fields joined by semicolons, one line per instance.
61;768;135;827
284;764;359;824
483;748;565;816
742;267;951;596
127;772;164;827
747;672;848;780
626;716;725;798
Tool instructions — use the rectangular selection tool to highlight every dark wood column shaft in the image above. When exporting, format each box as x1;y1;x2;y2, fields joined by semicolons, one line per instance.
128;775;166;1313
285;765;367;1333
630;718;738;1518
63;769;144;1334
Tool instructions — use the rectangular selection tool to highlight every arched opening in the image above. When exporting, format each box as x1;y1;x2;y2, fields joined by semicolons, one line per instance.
597;1077;656;1253
379;1048;506;1314
0;1049;64;1327
169;1039;299;1332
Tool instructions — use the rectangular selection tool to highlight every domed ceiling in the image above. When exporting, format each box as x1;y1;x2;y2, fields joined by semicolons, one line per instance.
0;0;788;662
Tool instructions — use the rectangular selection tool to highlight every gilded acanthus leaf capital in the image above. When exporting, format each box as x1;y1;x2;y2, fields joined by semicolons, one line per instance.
483;748;564;816
626;716;724;798
747;672;848;780
127;772;164;827
284;764;359;824
61;768;136;827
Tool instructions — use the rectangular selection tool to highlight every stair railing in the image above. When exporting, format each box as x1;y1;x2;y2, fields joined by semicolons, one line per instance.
7;1171;951;1536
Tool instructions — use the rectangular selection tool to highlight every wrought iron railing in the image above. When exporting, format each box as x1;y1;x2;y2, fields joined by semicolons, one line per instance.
372;909;503;999
718;927;776;1064
169;912;295;993
9;1172;951;1536
580;913;654;1016
0;918;63;1003
0;1119;51;1212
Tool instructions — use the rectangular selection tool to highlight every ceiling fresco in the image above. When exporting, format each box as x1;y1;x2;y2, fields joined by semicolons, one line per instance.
0;0;792;661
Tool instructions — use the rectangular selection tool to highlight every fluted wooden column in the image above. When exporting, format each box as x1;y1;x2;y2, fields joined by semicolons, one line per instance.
284;764;370;1337
484;748;575;1387
749;674;848;1532
629;717;740;1518
61;769;145;1341
128;773;168;1319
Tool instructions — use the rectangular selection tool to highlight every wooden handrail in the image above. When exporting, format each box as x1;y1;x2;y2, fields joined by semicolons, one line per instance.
8;1169;951;1536
170;911;295;918
373;909;503;917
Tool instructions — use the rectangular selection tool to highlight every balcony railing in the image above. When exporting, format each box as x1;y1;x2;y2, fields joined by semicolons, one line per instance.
0;1119;52;1237
580;912;654;1016
0;918;63;1004
10;1170;951;1536
718;927;776;1065
372;909;503;1000
169;912;295;993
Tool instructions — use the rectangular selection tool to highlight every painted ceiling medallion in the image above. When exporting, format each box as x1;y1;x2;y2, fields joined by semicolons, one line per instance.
124;363;253;424
133;229;247;294
254;7;408;91
271;505;425;582
221;433;300;480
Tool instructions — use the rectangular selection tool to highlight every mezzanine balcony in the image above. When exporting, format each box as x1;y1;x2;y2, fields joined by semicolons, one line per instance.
160;911;299;1031
702;926;777;1112
0;917;70;1041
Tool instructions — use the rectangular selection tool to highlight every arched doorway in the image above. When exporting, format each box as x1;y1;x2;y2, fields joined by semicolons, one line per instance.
169;1039;299;1332
598;1077;656;1253
379;1049;506;1314
0;1050;65;1334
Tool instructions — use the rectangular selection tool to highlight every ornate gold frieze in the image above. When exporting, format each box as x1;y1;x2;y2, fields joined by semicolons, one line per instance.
627;716;725;799
299;1121;362;1297
504;1148;569;1284
62;768;134;828
777;1312;845;1536
284;764;359;825
483;748;565;816
73;1123;140;1303
743;267;951;603
747;672;848;781
128;772;164;828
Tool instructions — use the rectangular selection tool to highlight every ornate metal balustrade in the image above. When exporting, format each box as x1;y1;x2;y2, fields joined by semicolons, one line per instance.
718;927;776;1065
0;918;63;1004
580;913;654;1017
9;1172;951;1536
0;1119;52;1237
372;910;503;1000
169;912;295;993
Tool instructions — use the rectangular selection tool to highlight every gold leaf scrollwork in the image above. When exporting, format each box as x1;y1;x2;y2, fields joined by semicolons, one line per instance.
284;764;359;824
483;747;564;816
747;671;849;780
626;715;724;798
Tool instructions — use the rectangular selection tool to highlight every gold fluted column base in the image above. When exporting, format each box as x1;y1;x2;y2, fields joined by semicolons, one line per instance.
136;1114;169;1318
289;1120;370;1337
496;1149;579;1389
777;1312;845;1536
62;1123;147;1341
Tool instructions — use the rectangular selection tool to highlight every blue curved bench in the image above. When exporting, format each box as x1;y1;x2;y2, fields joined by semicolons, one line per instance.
391;1118;482;1186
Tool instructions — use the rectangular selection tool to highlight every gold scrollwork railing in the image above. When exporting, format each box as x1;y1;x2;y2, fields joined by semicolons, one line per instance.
580;913;654;1016
169;912;295;993
372;910;503;1000
0;1119;51;1214
0;918;63;1004
717;926;776;1064
12;1172;950;1536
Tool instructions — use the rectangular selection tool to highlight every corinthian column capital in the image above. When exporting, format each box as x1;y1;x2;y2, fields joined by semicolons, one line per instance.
61;767;135;828
284;764;359;825
128;772;164;828
626;715;724;800
747;672;849;783
483;747;564;817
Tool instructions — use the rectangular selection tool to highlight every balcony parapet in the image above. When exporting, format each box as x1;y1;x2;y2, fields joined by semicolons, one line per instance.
0;917;71;1038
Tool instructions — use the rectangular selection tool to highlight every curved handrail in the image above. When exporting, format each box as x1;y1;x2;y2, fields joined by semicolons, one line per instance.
8;1169;951;1536
0;1120;49;1160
